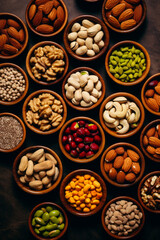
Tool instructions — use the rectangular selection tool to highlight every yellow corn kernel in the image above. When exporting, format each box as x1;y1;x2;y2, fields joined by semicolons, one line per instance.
76;200;81;205
70;181;75;189
75;185;81;191
84;180;89;185
65;190;70;195
90;184;95;190
76;175;81;179
68;197;76;204
93;180;100;188
80;203;85;209
96;187;102;192
72;178;77;182
88;180;92;185
78;183;84;188
79;176;84;183
85;198;91;204
87;193;92;198
65;185;71;190
76;207;81;211
83;207;90;213
72;190;78;196
79;196;85;201
86;203;91;208
92;199;100;205
84;174;91;180
90;204;97;210
65;193;72;199
73;195;79;201
91;190;97;197
78;190;84;197
83;184;91;192
72;204;77;208
90;176;95;182
91;197;97;201
97;192;103;199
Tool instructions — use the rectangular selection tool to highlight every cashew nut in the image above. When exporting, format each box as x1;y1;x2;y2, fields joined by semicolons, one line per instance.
82;91;91;103
75;88;82;101
71;23;81;32
84;79;94;92
116;119;130;134
116;103;128;119
66;86;75;99
105;101;113;110
105;119;120;128
113;96;127;103
68;77;80;89
68;32;78;41
103;110;116;124
80;100;92;107
129;102;140;123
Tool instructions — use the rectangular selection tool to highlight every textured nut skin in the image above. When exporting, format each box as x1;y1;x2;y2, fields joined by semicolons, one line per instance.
105;149;117;162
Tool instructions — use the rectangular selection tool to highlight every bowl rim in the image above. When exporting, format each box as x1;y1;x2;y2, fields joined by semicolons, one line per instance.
60;169;107;217
63;14;110;61
13;145;63;195
102;0;147;34
26;41;69;86
100;142;145;187
99;92;145;138
141;73;160;116
140;119;160;163
0;62;29;105
58;116;105;163
22;89;67;135
62;66;106;111
105;40;151;86
137;171;160;214
0;112;26;153
0;12;28;59
101;195;145;239
25;0;68;37
28;201;68;240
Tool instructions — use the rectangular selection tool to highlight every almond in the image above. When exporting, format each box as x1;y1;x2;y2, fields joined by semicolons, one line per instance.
127;149;140;162
108;15;120;28
3;44;18;54
36;24;54;33
42;17;50;24
9;37;22;49
105;0;120;10
153;154;160;159
43;0;54;15
134;4;143;23
123;151;128;159
145;89;155;98
18;29;25;42
38;4;45;10
48;8;57;21
116;171;125;183
155;86;160;95
149;137;160;148
119;9;134;22
125;0;140;4
112;3;126;17
7;19;21;30
132;162;140;174
104;162;113;172
54;18;63;31
121;18;137;29
121;0;134;9
158;125;160;137
155;148;160;155
8;26;20;41
125;172;136;182
105;149;117;162
35;0;49;6
57;6;65;22
143;135;148;146
0;19;6;30
109;167;117;180
53;0;60;8
122;157;132;172
146;98;159;112
0;34;7;50
146;127;155;137
115;146;125;155
32;10;43;27
1;29;9;41
154;131;159;138
113;156;124;169
154;93;160;106
29;4;37;20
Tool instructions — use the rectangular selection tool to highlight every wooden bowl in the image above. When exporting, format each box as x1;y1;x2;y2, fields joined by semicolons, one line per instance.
140;119;160;163
101;196;145;239
63;15;110;61
99;92;145;138
0;63;29;105
0;112;26;153
102;0;147;34
59;116;105;163
25;0;68;37
0;12;28;59
22;89;67;135
62;67;106;111
26;41;69;86
100;142;145;187
105;40;151;86
60;169;107;217
138;171;160;214
28;202;68;240
13;145;63;195
141;73;160;116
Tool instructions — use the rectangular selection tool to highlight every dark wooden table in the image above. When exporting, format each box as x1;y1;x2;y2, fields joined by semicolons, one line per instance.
0;0;160;239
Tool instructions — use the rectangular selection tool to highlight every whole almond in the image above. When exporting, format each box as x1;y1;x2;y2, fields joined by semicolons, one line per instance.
19;29;25;42
113;156;124;169
108;15;120;28
38;4;45;10
127;149;140;162
8;26;20;41
154;131;159;138
115;146;125;155
3;43;18;54
57;6;65;21
54;18;63;31
125;172;136;182
42;17;50;24
119;9;134;22
121;19;136;29
1;29;9;41
53;0;60;8
154;93;160;106
123;151;128;159
36;24;54;33
146;145;156;155
109;167;117;180
7;19;21;30
121;0;134;9
104;162;113;172
105;0;120;10
134;4;143;23
105;149;117;162
155;86;160;95
125;0;140;4
155;148;160;155
143;135;148;146
9;37;22;49
112;3;126;17
158;125;160;137
149;137;160;148
0;19;6;30
29;4;37;20
146;98;159;112
132;162;140;174
116;171;125;183
48;8;57;21
35;0;49;6
122;157;132;172
145;89;155;98
0;34;7;50
146;127;155;137
153;154;160;159
43;0;54;14
32;10;43;27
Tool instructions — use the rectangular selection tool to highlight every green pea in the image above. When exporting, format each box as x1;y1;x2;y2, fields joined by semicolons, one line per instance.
134;73;139;78
32;218;36;226
49;210;60;217
129;74;134;79
111;60;117;66
49;230;61;237
114;56;119;62
141;59;146;64
35;217;46;226
131;61;135;67
135;64;140;69
42;231;49;237
42;212;50;222
142;66;146;71
132;70;135;74
58;223;65;231
34;210;43;217
123;66;128;71
133;54;137;58
115;66;119;72
34;228;40;235
45;224;58;231
50;216;60;224
139;63;143;68
120;58;125;63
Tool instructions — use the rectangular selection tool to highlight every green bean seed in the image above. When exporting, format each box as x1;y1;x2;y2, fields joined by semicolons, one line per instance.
42;212;50;222
42;231;49;237
49;230;61;237
34;228;40;235
45;224;58;231
35;217;46;226
39;226;46;232
50;216;60;224
32;218;36;226
46;206;53;212
49;210;60;217
58;223;65;231
34;210;43;217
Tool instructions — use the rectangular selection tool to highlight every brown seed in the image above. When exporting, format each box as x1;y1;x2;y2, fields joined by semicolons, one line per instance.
131;162;141;174
32;10;43;27
115;147;125;155
29;4;37;20
57;6;65;22
116;171;125;183
153;153;160;159
146;98;159;112
53;0;60;8
146;127;156;138
8;26;20;41
9;37;22;49
125;172;136;182
18;29;25;42
104;162;113;173
155;86;160;95
155;148;160;155
105;149;117;162
146;145;156;155
143;135;148;146
0;34;7;50
42;0;54;15
41;17;50;24
3;44;18;54
119;9;134;22
0;19;6;30
149;137;160;147
48;8;57;21
53;18;63;31
113;156;124;169
108;15;121;28
7;19;21;30
145;89;155;98
127;149;140;162
35;0;49;6
36;24;54;33
109;168;117;180
134;4;143;23
105;0;120;10
122;157;132;172
121;0;134;9
154;93;160;106
121;19;136;30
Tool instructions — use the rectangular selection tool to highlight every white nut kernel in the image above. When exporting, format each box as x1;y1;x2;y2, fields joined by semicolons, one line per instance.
85;37;93;49
94;31;104;43
98;40;105;49
75;88;82;101
82;91;91;103
76;46;87;56
95;80;102;91
80;100;92;107
68;32;78;41
84;79;94;92
77;30;88;39
92;43;100;53
87;24;102;37
68;77;80;89
82;19;94;28
87;50;95;57
76;38;85;46
71;23;81;32
91;95;98;103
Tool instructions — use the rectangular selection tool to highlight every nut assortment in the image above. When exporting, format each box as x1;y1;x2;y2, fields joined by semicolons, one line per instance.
64;174;103;213
144;79;160;112
17;148;59;190
104;146;141;184
30;44;65;82
68;19;105;57
64;70;102;107
28;0;66;34
103;96;141;134
26;92;63;131
104;0;143;30
104;199;143;236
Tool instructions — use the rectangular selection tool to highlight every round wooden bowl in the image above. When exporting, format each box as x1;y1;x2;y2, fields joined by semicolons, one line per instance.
22;89;67;135
25;0;68;37
59;116;105;163
100;142;145;187
105;40;151;86
99;92;145;138
13;145;63;195
26;41;69;86
0;112;26;153
101;196;145;239
0;63;29;105
140;119;160;163
28;202;68;240
62;67;106;111
141;73;160;116
138;171;160;214
102;0;147;34
0;12;28;59
63;15;110;61
60;169;107;217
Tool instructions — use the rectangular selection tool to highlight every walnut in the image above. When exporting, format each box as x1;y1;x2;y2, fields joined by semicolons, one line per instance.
34;47;44;57
31;67;41;79
40;123;51;131
49;112;62;127
35;62;46;73
39;93;55;105
42;74;57;81
26;111;39;125
46;67;57;77
47;46;64;60
30;57;37;65
40;56;51;67
51;60;65;74
28;98;41;112
39;105;52;118
52;100;63;114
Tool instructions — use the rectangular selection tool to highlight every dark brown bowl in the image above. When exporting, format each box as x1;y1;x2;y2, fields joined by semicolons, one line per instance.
141;73;160;116
105;40;151;86
63;15;110;61
22;89;67;135
26;41;69;86
140;119;160;163
62;67;106;111
102;0;147;34
13;145;63;195
0;112;26;153
28;202;68;240
101;196;145;239
59;116;105;163
25;0;68;37
100;142;145;187
138;171;160;214
0;12;28;59
0;63;29;105
99;92;145;138
60;169;107;217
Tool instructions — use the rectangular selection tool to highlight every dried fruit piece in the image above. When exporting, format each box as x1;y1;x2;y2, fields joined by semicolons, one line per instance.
134;4;143;23
36;24;54;33
105;0;120;10
112;3;126;17
119;9;134;22
29;4;37;20
32;9;43;27
127;149;140;161
108;15;120;28
105;149;117;162
146;98;159;112
7;19;21;30
116;171;125;183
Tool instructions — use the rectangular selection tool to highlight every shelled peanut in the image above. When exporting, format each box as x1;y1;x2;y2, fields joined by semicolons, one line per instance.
65;174;103;212
105;0;143;30
17;148;59;190
144;80;160;112
104;146;141;184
